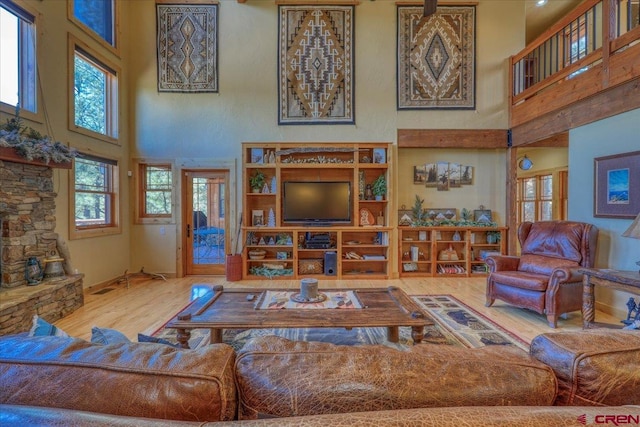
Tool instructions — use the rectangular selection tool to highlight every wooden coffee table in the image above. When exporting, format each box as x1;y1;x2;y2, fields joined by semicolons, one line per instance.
165;285;430;348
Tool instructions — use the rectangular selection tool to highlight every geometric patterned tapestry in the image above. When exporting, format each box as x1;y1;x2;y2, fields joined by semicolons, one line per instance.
278;5;354;124
157;4;218;93
397;5;475;109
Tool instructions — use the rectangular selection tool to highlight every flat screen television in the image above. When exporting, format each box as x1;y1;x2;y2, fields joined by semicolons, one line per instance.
283;181;351;224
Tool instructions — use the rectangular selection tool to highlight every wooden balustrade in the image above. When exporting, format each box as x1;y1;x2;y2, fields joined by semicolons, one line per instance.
509;0;640;142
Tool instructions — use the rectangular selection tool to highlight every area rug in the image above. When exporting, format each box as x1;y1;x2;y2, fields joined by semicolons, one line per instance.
157;4;218;92
397;5;475;109
278;5;354;124
152;294;528;352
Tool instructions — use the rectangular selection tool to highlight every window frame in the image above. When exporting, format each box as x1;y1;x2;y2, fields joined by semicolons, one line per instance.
0;0;40;121
517;169;568;225
67;0;119;57
134;159;176;225
69;153;121;239
68;34;120;144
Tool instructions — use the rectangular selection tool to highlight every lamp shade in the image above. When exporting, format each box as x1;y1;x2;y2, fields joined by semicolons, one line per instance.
622;212;640;239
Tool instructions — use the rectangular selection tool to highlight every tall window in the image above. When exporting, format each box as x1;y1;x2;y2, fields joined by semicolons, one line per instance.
0;1;36;112
70;38;119;142
69;0;117;52
71;154;120;238
517;171;567;223
140;164;172;218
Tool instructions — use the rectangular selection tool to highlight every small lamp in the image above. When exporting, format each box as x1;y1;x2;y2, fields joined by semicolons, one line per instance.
622;212;640;273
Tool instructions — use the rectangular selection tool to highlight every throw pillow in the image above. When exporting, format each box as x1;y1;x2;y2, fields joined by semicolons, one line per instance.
28;315;69;337
91;326;131;345
137;333;180;348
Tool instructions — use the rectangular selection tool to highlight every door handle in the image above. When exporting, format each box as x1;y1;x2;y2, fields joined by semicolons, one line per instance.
187;224;191;238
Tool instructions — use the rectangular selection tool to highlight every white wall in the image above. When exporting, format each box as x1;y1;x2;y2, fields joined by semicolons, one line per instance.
569;108;640;317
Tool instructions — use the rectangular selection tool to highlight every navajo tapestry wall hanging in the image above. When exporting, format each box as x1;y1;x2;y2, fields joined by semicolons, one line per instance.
157;3;218;93
397;5;476;109
278;5;354;124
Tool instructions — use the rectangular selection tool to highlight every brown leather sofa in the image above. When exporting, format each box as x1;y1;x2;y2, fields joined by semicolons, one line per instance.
1;330;639;426
486;221;599;327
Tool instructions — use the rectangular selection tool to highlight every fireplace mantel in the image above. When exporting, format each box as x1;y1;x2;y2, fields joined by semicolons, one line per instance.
0;147;72;169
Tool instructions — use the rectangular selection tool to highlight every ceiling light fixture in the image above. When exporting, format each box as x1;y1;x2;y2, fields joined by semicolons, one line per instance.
536;0;548;6
424;0;437;17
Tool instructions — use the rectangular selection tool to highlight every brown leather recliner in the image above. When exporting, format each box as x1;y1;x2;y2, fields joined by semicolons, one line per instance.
486;221;598;328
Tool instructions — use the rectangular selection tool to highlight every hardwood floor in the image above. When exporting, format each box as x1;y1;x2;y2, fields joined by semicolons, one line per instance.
54;276;620;344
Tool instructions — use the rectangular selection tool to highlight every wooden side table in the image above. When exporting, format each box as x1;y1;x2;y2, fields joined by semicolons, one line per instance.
579;268;640;328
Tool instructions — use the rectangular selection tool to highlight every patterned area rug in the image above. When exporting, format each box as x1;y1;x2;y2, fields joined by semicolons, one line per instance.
153;295;528;352
156;4;218;92
397;5;475;109
278;5;354;124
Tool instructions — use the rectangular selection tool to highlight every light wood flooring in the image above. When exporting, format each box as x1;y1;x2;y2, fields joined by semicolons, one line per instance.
54;276;620;344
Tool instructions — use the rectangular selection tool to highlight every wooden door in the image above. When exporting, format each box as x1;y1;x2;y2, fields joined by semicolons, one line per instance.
183;170;229;275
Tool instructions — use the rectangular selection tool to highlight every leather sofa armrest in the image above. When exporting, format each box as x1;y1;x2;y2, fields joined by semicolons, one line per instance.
486;255;520;272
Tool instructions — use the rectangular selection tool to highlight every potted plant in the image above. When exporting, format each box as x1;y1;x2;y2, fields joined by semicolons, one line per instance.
249;170;266;193
486;231;501;244
372;174;387;201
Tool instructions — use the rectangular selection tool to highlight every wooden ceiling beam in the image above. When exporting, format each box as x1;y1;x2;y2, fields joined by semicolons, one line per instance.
397;129;508;149
511;77;640;147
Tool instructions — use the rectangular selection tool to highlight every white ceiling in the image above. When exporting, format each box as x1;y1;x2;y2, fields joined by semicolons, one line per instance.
526;0;585;44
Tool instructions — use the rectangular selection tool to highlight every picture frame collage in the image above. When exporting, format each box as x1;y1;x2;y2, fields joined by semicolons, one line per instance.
413;162;474;191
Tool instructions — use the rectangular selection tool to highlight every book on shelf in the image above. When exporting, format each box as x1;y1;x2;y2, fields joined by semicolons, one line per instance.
363;255;386;260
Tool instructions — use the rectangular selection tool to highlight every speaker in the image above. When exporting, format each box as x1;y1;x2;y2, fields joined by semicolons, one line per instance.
324;251;337;276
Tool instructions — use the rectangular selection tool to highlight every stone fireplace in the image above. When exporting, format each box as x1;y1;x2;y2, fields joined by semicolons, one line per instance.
0;153;83;335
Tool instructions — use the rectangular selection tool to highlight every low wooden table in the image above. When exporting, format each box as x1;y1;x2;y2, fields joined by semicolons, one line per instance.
166;285;430;349
579;268;640;328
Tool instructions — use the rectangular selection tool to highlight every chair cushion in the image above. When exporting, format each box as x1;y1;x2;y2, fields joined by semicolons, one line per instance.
520;222;584;264
235;336;557;420
518;254;580;276
0;335;237;421
490;270;549;291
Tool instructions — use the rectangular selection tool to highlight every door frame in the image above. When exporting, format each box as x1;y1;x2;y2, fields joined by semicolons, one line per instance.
175;158;237;277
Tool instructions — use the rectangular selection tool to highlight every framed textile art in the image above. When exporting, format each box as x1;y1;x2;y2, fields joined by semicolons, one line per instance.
278;5;355;124
397;5;476;109
157;4;218;92
594;150;640;219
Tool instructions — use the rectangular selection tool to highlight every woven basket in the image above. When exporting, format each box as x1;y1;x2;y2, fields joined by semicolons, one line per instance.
298;259;323;274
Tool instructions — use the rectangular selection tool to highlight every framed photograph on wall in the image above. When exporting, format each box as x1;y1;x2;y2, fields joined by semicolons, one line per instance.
594;151;640;218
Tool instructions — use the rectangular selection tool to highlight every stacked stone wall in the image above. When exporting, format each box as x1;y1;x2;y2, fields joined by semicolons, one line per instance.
1;160;59;288
0;275;84;335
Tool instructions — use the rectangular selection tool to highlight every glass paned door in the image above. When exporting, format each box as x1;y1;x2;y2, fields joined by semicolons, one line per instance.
184;170;228;275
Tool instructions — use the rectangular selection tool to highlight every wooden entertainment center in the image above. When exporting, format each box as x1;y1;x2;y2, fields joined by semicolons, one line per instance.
242;142;391;280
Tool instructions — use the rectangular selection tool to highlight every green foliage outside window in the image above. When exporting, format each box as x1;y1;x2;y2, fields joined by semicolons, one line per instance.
144;165;172;216
74;157;113;227
74;54;107;135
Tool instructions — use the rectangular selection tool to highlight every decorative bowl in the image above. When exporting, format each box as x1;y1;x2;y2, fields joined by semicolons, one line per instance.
248;249;266;260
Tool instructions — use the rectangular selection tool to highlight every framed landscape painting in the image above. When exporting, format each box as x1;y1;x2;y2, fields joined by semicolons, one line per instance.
594;151;640;218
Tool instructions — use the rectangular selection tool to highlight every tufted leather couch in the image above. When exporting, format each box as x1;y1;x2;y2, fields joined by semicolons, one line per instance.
1;329;639;426
486;221;599;328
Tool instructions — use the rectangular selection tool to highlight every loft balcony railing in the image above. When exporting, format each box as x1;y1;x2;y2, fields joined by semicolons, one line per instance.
510;0;640;129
